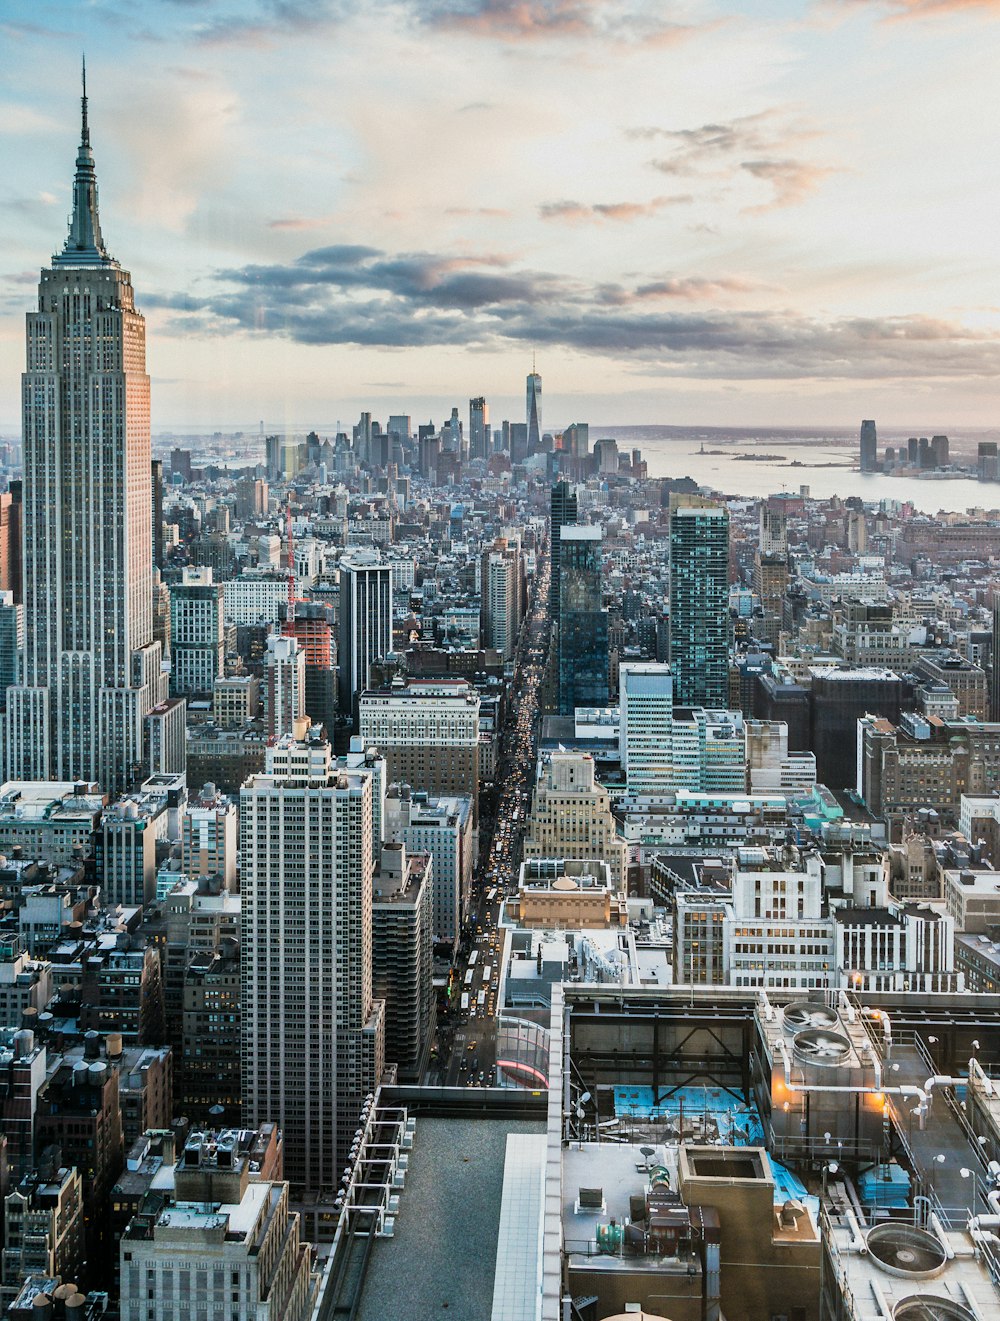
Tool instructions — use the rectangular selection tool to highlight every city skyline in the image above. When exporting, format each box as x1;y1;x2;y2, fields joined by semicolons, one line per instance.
3;3;1000;431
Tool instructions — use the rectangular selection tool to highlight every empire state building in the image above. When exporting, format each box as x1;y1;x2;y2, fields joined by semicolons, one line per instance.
3;74;167;793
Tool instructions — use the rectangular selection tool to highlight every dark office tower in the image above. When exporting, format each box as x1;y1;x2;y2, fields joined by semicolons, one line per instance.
338;555;393;717
558;525;608;715
265;433;281;481
810;667;909;790
979;442;999;482
992;596;1000;722
859;419;878;473
509;423;528;465
669;498;730;708
931;434;949;468
919;436;931;468
469;397;490;462
170;446;192;482
907;437;919;465
418;432;440;482
3;75;167;791
550;480;578;612
526;364;542;453
4;481;22;602
150;458;164;570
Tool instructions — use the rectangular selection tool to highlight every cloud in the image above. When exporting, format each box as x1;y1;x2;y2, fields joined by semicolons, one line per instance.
444;206;513;217
634;110;782;170
414;0;708;45
190;0;346;45
144;240;1000;383
539;194;693;222
740;159;838;210
636;109;833;209
837;0;1000;17
268;215;337;231
0;104;60;136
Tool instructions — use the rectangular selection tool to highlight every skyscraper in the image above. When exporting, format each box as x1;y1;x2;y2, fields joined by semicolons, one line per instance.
3;75;167;791
526;363;542;452
558;525;608;716
669;498;730;709
264;632;307;739
481;540;522;662
169;567;225;696
549;480;578;613
859;419;878;472
469;396;490;462
337;553;393;717
241;732;385;1197
619;662;673;793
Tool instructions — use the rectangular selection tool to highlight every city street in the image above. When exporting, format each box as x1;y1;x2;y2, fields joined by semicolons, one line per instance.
439;552;551;1087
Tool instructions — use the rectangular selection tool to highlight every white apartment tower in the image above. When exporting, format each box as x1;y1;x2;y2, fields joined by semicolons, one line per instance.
619;662;673;793
4;75;167;792
481;544;520;662
264;632;306;740
338;554;393;715
241;733;386;1195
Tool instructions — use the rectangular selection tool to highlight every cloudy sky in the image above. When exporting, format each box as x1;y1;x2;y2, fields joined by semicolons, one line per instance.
3;0;1000;433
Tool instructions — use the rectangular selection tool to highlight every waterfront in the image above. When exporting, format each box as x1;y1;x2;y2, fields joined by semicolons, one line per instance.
608;429;1000;514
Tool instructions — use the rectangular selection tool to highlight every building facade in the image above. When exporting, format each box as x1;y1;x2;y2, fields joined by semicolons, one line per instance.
4;84;167;791
241;734;385;1196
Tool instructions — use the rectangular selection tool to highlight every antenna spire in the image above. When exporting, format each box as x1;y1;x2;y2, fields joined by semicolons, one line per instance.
81;54;89;147
55;58;112;266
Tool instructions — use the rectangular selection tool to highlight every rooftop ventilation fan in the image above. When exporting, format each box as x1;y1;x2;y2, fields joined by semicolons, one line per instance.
782;1001;840;1035
893;1299;976;1321
792;1028;852;1067
866;1224;948;1280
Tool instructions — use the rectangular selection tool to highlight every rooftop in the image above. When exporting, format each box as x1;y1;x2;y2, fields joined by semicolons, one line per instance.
356;1116;546;1321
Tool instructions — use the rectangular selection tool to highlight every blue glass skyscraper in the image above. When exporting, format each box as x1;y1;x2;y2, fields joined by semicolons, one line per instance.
558;525;608;716
669;500;730;709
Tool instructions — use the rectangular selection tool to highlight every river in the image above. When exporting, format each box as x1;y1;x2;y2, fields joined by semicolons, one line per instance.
605;430;1000;515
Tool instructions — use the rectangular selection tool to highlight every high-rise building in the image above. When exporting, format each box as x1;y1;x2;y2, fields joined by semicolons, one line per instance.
235;476;268;520
145;696;187;777
992;595;1000;722
558;525;608;716
241;731;385;1195
358;679;481;821
619;662;673;793
169;566;225;696
4;79;168;792
182;782;238;890
758;499;788;557
0;592;21;711
523;751;626;885
469;396;490;462
264;633;306;739
526;364;542;452
372;843;435;1083
119;1127;317;1321
0;490;21;599
859;419;878;472
549;481;578;613
480;540;522;662
563;422;590;459
383;786;474;952
338;553;393;716
150;459;164;571
979;442;999;482
669;499;730;709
